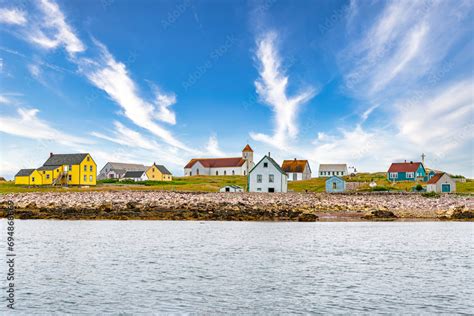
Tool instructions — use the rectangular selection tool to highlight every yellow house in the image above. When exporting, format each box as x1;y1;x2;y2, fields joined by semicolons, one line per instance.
146;163;173;181
14;169;43;185
14;153;97;186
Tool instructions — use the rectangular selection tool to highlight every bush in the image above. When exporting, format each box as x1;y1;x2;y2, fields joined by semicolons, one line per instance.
372;186;390;191
97;179;119;184
422;191;440;198
415;184;423;191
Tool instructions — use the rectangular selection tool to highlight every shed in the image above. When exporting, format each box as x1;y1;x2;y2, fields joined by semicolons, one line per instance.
427;173;456;193
219;185;244;192
325;176;346;193
121;170;148;182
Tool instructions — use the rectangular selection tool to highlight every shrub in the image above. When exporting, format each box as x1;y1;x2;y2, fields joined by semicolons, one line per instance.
422;191;440;198
415;184;423;191
372;186;389;191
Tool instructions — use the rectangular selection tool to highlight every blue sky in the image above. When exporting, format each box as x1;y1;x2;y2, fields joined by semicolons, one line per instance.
0;0;473;178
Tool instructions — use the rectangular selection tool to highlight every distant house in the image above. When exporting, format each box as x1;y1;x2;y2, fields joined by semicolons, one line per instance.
387;161;426;182
14;153;97;186
184;145;254;176
319;164;348;177
281;159;311;181
146;163;173;181
325;176;346;193
122;171;148;182
427;173;456;193
98;162;148;180
248;154;288;193
219;185;244;192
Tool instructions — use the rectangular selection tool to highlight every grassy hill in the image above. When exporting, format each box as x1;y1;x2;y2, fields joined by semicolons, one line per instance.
0;174;472;194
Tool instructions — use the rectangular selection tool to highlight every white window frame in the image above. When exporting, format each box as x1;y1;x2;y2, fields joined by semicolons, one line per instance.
406;172;414;178
269;174;274;183
257;174;262;183
390;172;398;179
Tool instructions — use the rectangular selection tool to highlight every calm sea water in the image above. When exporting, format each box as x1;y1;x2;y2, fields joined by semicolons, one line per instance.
0;220;473;314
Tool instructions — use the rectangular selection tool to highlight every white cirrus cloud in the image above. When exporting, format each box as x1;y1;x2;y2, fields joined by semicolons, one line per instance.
250;31;316;150
153;88;177;125
0;107;92;145
205;135;224;156
0;8;27;25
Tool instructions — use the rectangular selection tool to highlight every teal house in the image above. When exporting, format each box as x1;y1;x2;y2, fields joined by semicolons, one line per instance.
387;162;426;182
325;176;346;193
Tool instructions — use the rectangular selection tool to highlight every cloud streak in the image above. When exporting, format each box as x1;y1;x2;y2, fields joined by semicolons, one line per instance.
0;8;27;25
250;31;316;149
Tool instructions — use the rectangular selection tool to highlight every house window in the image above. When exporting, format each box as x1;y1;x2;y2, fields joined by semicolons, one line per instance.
224;171;227;176
84;165;87;172
68;175;72;181
293;173;297;181
84;175;87;182
244;171;246;175
90;175;93;182
69;165;72;171
333;182;337;189
257;174;262;183
46;174;50;179
268;188;275;193
196;169;199;175
269;174;274;183
43;171;45;174
32;177;35;182
90;166;93;172
390;173;398;179
216;171;219;176
232;170;235;176
257;188;262;192
263;162;268;168
190;171;192;176
406;172;414;178
87;156;90;161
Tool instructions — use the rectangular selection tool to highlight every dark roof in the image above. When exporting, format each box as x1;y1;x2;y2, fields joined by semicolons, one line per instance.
15;169;35;177
281;160;309;173
123;171;146;178
154;164;172;175
427;173;445;184
388;162;423;173
37;165;60;171
43;153;89;166
250;155;286;175
185;157;246;169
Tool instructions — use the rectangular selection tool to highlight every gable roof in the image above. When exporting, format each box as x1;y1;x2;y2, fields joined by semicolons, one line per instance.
222;185;243;189
250;155;286;175
153;164;172;175
242;144;254;152
388;162;423;173
123;170;146;178
43;153;89;166
37;165;61;171
427;172;446;184
184;157;246;169
326;175;345;182
319;164;347;172
281;159;309;173
106;162;148;171
15;169;36;177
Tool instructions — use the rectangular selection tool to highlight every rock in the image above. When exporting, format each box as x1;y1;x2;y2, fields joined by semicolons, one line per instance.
298;213;319;222
450;209;474;220
362;210;397;220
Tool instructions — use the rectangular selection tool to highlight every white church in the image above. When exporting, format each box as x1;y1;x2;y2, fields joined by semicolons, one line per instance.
184;145;255;176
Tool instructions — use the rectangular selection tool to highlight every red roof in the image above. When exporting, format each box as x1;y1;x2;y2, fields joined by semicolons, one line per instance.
388;162;423;173
427;173;445;184
242;144;254;152
185;157;246;169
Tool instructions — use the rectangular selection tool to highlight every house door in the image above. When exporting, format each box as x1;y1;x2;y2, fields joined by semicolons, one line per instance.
226;187;230;192
268;188;275;193
293;173;297;181
441;184;450;193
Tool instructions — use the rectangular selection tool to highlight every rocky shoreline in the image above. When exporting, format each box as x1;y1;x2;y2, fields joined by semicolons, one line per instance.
0;191;473;221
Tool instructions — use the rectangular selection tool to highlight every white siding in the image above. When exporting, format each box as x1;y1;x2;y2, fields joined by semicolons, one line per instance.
249;157;287;192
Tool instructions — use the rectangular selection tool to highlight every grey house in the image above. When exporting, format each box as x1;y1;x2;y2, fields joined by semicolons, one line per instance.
98;162;148;180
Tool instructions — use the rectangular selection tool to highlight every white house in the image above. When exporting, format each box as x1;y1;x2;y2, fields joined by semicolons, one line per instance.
98;162;148;180
219;185;244;192
427;173;456;193
281;159;311;181
121;170;148;182
248;154;288;193
319;164;348;177
184;144;255;176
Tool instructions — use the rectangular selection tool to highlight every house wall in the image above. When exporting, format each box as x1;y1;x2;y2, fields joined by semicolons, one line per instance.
185;162;247;176
15;175;30;185
147;165;163;181
427;174;456;193
303;164;311;180
319;170;347;177
40;167;62;185
249;157;287;192
325;177;345;193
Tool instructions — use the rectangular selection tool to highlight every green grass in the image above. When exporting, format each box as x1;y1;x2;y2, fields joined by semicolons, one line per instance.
1;173;472;194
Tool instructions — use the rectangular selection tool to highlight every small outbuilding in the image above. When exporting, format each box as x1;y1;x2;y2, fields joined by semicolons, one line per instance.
121;170;148;182
427;173;456;193
220;185;244;192
325;176;346;193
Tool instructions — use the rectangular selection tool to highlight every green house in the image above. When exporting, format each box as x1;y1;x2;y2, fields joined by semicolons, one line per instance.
387;162;426;182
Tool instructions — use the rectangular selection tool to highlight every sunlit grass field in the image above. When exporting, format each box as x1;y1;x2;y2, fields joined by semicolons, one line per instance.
0;173;472;194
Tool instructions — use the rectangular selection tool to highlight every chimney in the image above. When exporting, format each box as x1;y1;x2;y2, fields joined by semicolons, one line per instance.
268;152;271;157
294;158;297;160
404;160;406;163
50;152;53;157
410;161;413;164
